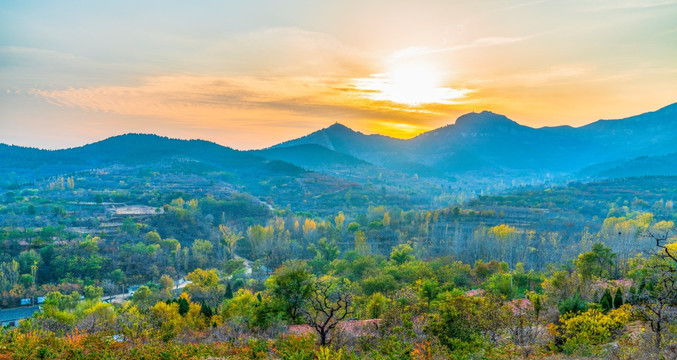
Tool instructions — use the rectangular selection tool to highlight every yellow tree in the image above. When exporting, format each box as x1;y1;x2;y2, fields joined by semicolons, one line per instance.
219;225;242;260
489;224;518;267
354;231;370;255
383;212;391;227
334;211;345;231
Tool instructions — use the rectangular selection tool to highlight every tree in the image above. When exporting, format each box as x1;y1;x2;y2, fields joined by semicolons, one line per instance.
150;301;183;341
17;250;41;275
219;225;242;260
354;231;369;255
629;222;677;355
144;230;162;244
613;288;624;309
575;243;616;280
302;278;353;346
177;295;190;316
160;274;175;290
489;224;518;267
111;269;127;294
121;218;140;236
425;294;482;353
390;243;413;265
347;222;359;233
334;211;345;231
420;279;439;311
132;286;154;309
18;274;33;288
184;268;223;308
267;260;314;324
308;238;340;265
382;212;391;227
191;239;214;270
558;293;587;315
84;285;103;301
600;288;613;313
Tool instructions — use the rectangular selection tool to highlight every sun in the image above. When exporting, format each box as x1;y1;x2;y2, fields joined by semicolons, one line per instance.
353;62;470;106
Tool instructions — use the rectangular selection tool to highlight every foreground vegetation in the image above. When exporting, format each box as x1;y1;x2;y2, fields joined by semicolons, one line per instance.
3;224;677;359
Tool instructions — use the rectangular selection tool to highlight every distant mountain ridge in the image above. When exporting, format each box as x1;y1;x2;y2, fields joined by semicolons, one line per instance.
269;102;677;179
0;134;306;187
2;103;677;188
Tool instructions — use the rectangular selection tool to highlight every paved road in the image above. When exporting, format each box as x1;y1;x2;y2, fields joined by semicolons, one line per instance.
233;254;253;275
102;277;191;304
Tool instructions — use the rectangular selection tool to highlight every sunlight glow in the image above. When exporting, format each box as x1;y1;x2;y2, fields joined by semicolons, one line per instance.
353;63;471;106
372;121;431;138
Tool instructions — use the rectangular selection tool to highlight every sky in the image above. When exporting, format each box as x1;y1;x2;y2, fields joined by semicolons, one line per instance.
1;0;676;150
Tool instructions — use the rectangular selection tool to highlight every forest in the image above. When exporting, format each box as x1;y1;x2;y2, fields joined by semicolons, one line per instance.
3;148;677;360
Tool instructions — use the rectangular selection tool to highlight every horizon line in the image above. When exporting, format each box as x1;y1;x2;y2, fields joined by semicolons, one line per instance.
2;101;675;152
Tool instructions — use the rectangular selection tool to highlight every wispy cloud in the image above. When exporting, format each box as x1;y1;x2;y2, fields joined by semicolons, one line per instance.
389;34;538;61
583;0;677;11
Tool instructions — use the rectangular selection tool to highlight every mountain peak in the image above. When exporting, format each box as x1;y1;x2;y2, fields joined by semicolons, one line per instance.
454;111;518;129
325;122;356;134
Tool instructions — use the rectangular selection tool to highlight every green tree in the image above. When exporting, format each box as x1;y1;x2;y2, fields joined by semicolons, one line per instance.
144;230;162;244
18;274;33;288
347;222;359;233
613;288;624;309
600;288;613;313
160;274;175;290
121;218;140;236
111;269;127;294
420;279;439;311
426;294;483;353
132;286;154;309
558;293;588;315
191;239;214;269
225;282;233;299
390;243;413;265
84;285;103;301
178;296;190;316
266;260;314;324
17;250;42;275
575;243;616;280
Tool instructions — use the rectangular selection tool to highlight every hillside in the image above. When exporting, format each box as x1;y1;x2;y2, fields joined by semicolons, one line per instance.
252;143;370;170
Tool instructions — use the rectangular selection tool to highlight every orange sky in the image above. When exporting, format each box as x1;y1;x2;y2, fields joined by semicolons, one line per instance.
1;1;676;149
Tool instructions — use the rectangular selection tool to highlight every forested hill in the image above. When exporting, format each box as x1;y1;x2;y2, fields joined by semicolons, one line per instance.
0;134;304;182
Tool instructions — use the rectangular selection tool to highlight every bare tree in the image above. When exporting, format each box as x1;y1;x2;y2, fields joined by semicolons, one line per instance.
302;278;353;346
630;225;677;356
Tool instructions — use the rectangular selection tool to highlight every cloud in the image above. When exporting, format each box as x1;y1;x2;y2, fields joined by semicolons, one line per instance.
387;35;538;61
584;0;677;11
28;68;479;143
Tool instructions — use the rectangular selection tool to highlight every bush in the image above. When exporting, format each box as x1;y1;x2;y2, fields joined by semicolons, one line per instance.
275;334;316;360
559;304;632;351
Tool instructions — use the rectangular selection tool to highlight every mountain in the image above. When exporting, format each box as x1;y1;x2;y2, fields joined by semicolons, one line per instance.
0;133;320;204
252;144;370;171
0;134;303;180
4;102;677;196
0;134;387;215
271;123;407;165
578;152;677;179
272;103;677;180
